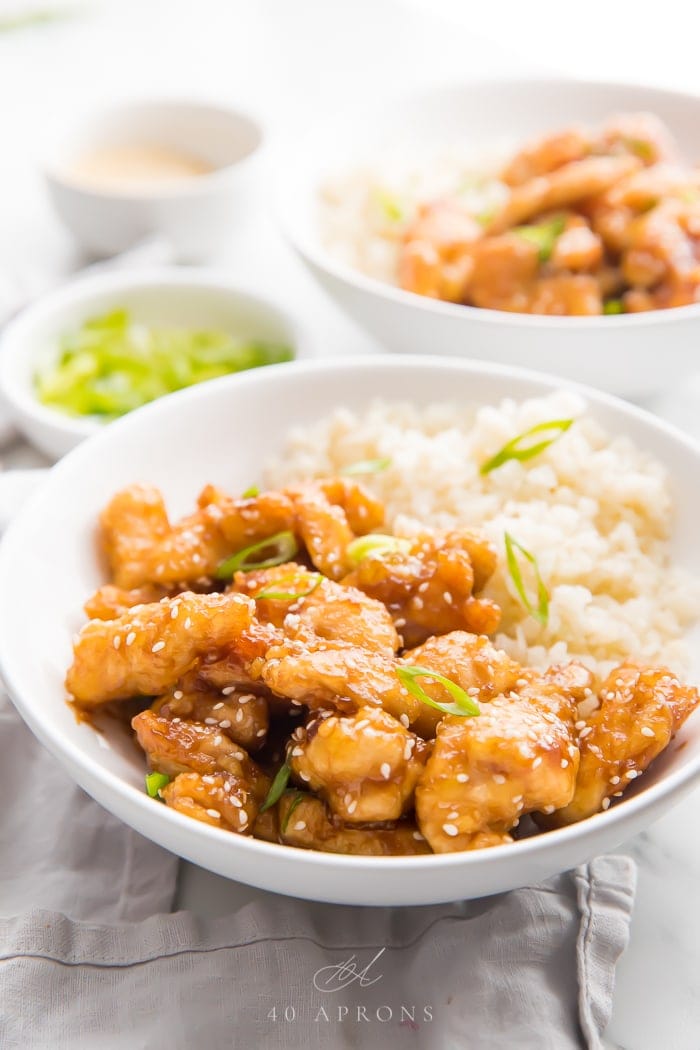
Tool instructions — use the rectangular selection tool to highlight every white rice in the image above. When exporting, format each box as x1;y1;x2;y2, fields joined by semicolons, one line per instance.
319;146;509;284
265;391;700;681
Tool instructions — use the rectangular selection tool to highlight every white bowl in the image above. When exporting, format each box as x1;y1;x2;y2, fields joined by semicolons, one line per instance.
0;268;311;460
0;356;699;906
45;100;262;260
278;78;700;398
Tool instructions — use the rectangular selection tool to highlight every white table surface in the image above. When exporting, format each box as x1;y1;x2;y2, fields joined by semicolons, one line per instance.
1;3;699;1047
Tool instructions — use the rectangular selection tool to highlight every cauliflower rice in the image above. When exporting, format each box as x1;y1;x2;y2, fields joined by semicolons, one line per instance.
265;391;700;680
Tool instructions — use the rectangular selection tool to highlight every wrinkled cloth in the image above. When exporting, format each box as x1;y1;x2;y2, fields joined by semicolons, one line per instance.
0;475;636;1050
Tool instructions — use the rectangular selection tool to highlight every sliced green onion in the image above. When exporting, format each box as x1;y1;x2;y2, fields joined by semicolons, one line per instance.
603;299;625;315
214;531;299;580
373;189;404;223
260;761;291;813
513;215;566;262
623;137;654;162
504;532;549;626
346;533;411;566
396;665;480;718
280;791;307;834
241;485;260;499
145;771;170;799
340;457;392;476
480;418;573;475
256;572;323;601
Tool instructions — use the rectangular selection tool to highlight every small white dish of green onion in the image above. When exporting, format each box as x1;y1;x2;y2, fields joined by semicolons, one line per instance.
0;268;310;460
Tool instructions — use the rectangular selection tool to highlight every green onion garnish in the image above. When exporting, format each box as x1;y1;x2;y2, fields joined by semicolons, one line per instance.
603;299;625;315
346;533;411;566
396;665;480;718
480;418;573;475
513;215;566;262
260;761;292;813
145;771;170;799
256;572;323;601
280;791;307;834
340;457;392;476
241;485;260;499
504;532;549;626
374;189;405;223
623;137;654;162
215;531;299;580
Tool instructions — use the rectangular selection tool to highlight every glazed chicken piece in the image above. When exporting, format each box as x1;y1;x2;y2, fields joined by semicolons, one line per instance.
541;664;699;827
84;582;174;620
415;668;580;852
259;636;426;727
501;126;592;186
101;483;295;588
288;707;429;823
597;112;680;166
342;529;500;648
461;234;541;312
232;562;400;655
398;199;482;301
549;215;603;273
277;794;430;855
132;708;270;800
152;675;270;752
285;478;384;580
161;771;259;834
487;154;641;235
66;592;268;706
527;274;603;316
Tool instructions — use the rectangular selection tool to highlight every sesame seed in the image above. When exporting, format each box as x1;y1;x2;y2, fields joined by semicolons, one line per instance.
610;776;620;785
202;775;215;784
442;823;458;837
625;769;639;779
292;747;303;757
213;735;223;746
204;717;217;725
380;763;391;780
579;726;593;739
641;726;655;738
456;773;469;783
238;811;247;825
561;759;568;768
493;773;506;784
231;796;242;807
222;686;236;696
613;791;623;797
412;597;424;610
399;714;410;728
151;641;165;653
395;618;406;629
172;717;181;724
184;617;192;630
601;797;611;810
113;635;121;650
294;820;307;831
347;800;357;814
418;581;429;593
256;729;266;737
532;757;542;768
235;709;243;723
512;795;523;804
213;702;224;710
403;740;414;760
447;810;459;820
575;720;586;730
239;694;253;704
170;605;179;619
413;831;424;841
206;809;220;819
543;804;555;815
300;772;311;782
126;632;136;647
173;690;183;700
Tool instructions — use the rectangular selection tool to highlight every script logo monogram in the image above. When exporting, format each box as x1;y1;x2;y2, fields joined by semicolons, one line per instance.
313;948;386;992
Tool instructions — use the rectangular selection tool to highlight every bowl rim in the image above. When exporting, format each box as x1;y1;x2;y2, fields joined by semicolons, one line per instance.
43;97;265;202
1;352;699;874
0;266;310;442
277;74;700;331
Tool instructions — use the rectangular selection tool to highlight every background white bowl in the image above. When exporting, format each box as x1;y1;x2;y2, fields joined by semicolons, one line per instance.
45;100;262;260
278;79;700;399
0;268;311;460
0;356;699;906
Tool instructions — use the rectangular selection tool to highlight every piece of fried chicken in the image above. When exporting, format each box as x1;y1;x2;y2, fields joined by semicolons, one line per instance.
288;707;429;823
343;529;500;648
276;794;430;855
151;673;270;752
415;668;581;852
540;663;699;827
66;592;272;706
161;771;259;834
231;562;400;655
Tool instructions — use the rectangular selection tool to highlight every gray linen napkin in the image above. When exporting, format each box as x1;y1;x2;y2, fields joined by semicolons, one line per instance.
0;475;636;1050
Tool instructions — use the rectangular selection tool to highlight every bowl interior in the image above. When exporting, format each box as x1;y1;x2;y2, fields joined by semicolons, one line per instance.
1;357;699;901
281;78;700;290
0;273;300;431
49;102;262;186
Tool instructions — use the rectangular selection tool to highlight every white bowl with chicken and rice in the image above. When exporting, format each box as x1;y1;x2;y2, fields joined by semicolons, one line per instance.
278;79;700;398
1;356;699;906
